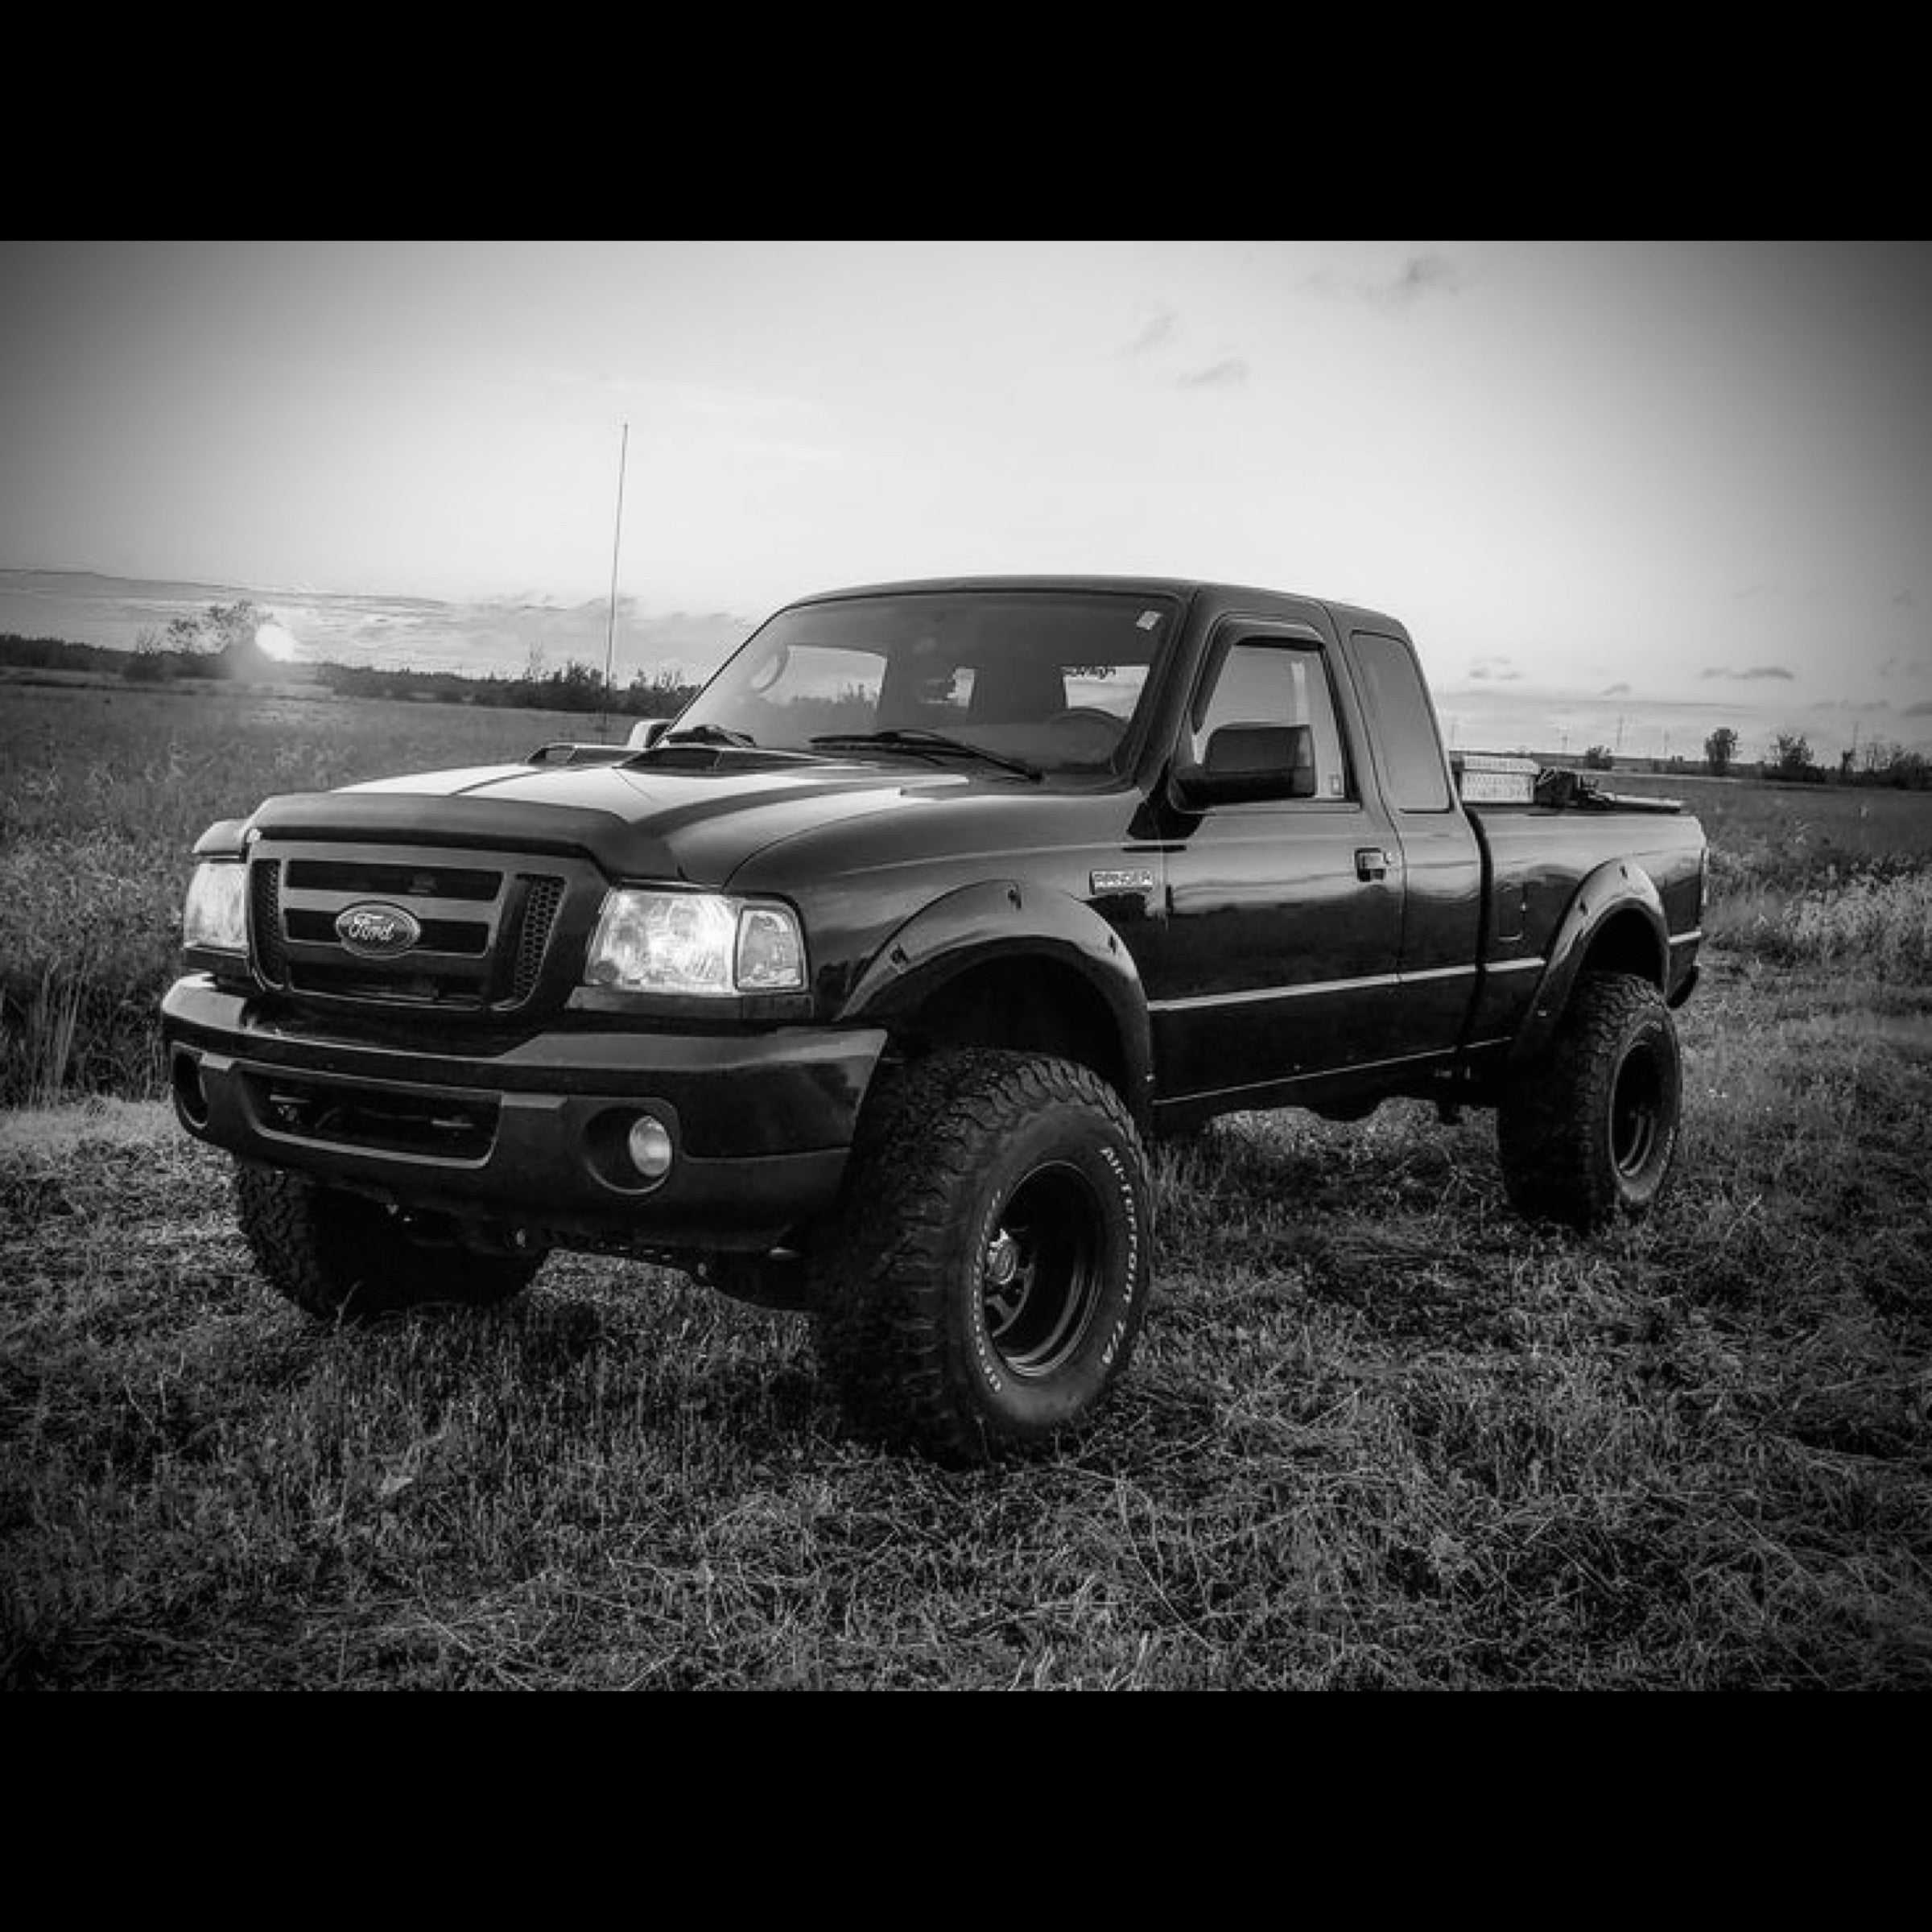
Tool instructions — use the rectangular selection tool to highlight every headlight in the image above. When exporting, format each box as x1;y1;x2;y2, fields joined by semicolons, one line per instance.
584;889;805;996
183;861;249;954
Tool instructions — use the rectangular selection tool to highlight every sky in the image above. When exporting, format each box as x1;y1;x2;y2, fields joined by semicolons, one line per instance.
3;239;1930;761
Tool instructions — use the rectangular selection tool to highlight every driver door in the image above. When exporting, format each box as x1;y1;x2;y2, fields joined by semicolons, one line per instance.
1148;617;1406;1102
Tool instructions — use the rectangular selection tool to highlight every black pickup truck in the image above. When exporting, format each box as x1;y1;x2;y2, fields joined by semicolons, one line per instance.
162;576;1706;1462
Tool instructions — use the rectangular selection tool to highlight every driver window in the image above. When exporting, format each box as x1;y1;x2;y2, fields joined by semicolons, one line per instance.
1191;640;1351;800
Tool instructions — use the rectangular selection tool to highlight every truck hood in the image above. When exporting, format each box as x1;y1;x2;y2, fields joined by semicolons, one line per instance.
244;754;997;887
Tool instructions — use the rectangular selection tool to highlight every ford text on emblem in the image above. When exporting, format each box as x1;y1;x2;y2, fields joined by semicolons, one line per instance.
334;902;423;958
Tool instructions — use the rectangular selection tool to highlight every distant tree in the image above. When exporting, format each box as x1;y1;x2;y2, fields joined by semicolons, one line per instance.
625;664;700;718
121;625;175;683
1583;745;1614;770
162;600;276;679
1771;730;1815;780
1704;726;1739;776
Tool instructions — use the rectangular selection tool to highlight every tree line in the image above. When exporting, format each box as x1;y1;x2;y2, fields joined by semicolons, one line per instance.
1572;723;1928;790
0;602;703;720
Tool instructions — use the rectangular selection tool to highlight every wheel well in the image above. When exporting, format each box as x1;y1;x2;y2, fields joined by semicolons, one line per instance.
1579;907;1666;988
892;956;1131;1108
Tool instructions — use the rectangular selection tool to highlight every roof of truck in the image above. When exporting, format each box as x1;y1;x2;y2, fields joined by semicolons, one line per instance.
783;574;1404;635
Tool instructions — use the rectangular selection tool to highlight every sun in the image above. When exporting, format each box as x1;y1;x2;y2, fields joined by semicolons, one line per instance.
254;620;300;662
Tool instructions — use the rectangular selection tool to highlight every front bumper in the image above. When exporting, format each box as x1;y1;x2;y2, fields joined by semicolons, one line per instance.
161;976;888;1253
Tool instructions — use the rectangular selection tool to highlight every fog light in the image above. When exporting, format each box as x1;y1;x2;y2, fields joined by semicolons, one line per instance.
627;1113;674;1182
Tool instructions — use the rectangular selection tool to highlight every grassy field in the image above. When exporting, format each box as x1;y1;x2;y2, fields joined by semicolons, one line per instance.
2;681;1930;1686
1591;768;1932;968
4;955;1928;1689
0;680;628;1105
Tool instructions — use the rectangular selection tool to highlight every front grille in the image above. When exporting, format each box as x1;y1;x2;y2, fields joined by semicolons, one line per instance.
251;859;287;982
284;909;491;955
511;876;567;1001
285;858;499;902
246;843;580;1017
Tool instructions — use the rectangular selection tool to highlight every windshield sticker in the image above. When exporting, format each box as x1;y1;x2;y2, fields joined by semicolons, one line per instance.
1136;610;1162;630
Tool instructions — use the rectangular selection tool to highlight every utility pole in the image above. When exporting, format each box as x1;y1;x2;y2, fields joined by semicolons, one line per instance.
598;420;630;742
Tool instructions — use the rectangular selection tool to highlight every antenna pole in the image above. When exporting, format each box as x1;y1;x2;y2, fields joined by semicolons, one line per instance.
599;420;630;740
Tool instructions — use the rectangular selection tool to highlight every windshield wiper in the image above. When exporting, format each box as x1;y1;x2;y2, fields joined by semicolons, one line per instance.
663;721;758;748
808;729;1042;782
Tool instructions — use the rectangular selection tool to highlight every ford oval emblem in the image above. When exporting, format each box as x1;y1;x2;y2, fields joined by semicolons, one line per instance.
334;902;423;958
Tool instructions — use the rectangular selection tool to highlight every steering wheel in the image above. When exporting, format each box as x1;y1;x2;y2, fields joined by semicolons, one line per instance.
1047;706;1126;758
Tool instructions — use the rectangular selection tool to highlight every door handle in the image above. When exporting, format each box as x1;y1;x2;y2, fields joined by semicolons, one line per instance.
1355;847;1397;881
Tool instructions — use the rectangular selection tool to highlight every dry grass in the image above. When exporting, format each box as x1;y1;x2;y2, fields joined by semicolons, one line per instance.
3;956;1928;1690
0;683;611;1104
3;688;1930;1687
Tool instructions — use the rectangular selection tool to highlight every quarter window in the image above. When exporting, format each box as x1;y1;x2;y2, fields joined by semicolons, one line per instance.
1350;632;1452;811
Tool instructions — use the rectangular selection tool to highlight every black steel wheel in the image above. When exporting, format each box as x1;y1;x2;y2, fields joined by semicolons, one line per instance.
979;1161;1108;1378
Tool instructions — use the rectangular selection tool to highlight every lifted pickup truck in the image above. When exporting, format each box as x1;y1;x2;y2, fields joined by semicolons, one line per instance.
162;576;1705;1462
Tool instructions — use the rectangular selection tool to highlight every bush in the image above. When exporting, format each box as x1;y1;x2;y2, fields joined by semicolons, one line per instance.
1785;871;1932;974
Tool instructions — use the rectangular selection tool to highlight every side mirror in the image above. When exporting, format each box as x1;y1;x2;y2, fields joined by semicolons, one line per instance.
1172;722;1317;808
627;717;671;749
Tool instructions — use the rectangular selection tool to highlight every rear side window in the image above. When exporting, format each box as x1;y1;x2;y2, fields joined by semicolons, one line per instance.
1351;631;1451;811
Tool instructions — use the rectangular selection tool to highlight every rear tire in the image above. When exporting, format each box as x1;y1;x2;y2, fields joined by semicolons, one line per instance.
1496;971;1682;1232
811;1050;1152;1463
232;1162;542;1320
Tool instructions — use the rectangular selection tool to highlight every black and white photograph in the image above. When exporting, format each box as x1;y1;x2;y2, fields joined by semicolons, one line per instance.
2;239;1928;1689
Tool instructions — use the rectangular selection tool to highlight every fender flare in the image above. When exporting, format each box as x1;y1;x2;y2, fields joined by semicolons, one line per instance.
836;879;1154;1126
1509;859;1670;1067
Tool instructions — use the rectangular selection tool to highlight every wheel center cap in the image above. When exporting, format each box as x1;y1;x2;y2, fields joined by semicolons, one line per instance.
985;1229;1021;1288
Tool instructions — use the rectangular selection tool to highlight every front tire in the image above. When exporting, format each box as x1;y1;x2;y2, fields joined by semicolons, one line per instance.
1496;971;1683;1232
812;1050;1153;1463
233;1162;542;1320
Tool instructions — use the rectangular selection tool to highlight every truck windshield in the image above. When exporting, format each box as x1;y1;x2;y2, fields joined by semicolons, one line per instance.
665;589;1180;777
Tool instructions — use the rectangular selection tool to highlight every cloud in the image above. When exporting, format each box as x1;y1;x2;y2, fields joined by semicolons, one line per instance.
1373;254;1463;306
1302;252;1463;314
1905;700;1932;716
1598;682;1632;696
1176;357;1250;390
1117;307;1249;388
1468;655;1520;682
1121;306;1179;357
1699;665;1796;681
1892;590;1917;608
